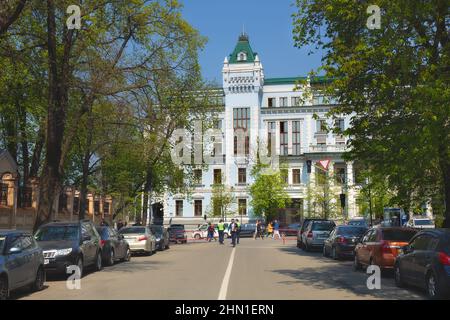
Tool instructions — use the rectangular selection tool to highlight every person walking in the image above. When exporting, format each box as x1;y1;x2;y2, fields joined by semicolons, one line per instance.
273;219;281;240
229;219;238;247
117;219;124;231
266;221;273;238
206;223;213;242
235;219;241;245
254;220;260;240
217;219;225;244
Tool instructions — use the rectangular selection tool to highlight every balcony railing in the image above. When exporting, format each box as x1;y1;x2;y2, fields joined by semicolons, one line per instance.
308;144;346;153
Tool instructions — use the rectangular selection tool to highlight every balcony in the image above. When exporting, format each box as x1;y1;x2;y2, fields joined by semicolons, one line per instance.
307;144;347;153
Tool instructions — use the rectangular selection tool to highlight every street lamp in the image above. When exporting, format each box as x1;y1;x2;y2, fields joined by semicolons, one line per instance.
365;177;373;227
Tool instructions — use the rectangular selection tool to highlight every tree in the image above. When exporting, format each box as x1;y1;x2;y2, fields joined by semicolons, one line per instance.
293;0;450;226
0;0;27;35
249;163;290;222
208;183;235;220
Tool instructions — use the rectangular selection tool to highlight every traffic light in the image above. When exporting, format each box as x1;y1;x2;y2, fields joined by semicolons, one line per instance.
340;193;346;208
306;160;312;173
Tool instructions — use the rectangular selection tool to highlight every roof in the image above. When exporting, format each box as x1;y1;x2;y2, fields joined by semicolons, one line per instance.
264;76;334;86
229;33;257;64
0;149;18;176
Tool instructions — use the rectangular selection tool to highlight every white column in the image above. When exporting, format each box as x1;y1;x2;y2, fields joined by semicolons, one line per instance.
275;121;281;155
288;120;293;155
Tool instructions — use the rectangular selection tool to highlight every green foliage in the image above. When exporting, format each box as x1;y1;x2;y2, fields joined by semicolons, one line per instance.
292;0;450;225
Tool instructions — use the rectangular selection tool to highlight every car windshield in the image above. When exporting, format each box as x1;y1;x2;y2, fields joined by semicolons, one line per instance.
150;226;162;236
348;220;366;226
338;226;367;236
35;226;79;241
312;222;335;231
119;227;146;234
0;236;5;254
414;219;433;226
382;229;416;242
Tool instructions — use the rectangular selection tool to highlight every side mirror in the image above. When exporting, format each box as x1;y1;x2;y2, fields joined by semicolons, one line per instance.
9;247;22;255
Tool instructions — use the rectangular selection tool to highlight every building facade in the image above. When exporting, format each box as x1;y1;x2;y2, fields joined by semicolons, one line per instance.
163;33;362;226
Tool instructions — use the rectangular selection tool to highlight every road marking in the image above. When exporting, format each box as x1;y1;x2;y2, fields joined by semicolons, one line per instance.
218;247;236;300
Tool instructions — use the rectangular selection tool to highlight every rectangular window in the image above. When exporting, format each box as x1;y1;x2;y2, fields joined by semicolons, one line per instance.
292;96;301;106
334;165;346;184
267;121;275;156
238;199;247;216
280;121;288;156
238;168;247;184
214;169;222;184
292;120;301;155
73;196;80;215
316;119;327;133
104;202;110;215
194;169;202;185
20;187;32;208
233;108;250;156
176;200;183;217
58;192;68;212
194;200;202;217
279;97;288;107
293;169;301;184
0;183;8;206
281;169;288;184
335;119;345;132
268;98;276;108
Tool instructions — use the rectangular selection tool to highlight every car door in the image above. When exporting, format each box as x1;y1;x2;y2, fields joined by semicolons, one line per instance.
20;235;38;285
357;230;372;265
366;229;379;264
112;228;126;257
81;223;95;264
325;228;336;252
410;235;436;285
5;235;28;289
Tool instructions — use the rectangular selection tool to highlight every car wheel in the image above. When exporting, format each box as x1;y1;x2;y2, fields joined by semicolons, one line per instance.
32;266;46;292
95;251;103;271
426;271;442;299
0;275;9;300
322;245;328;257
194;234;201;240
107;248;115;266
122;247;131;262
394;264;404;288
224;233;228;239
353;254;362;271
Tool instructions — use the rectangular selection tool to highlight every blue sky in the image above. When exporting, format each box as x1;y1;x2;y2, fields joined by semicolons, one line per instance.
180;0;324;83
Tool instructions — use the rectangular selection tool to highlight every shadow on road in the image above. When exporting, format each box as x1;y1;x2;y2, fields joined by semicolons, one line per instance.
273;246;426;300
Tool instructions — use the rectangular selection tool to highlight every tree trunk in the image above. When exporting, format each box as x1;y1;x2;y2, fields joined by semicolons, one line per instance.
34;0;72;232
440;159;450;228
29;125;44;178
142;169;152;226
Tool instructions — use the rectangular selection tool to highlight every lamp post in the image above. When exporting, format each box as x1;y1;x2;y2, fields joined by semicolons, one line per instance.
365;177;373;227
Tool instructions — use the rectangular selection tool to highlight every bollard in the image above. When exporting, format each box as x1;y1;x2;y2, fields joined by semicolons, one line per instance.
282;233;286;245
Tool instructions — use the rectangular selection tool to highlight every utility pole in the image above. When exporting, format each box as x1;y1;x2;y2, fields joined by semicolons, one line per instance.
366;177;373;226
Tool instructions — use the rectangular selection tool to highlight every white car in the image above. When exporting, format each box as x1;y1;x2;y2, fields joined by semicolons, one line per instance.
406;218;435;229
192;224;230;240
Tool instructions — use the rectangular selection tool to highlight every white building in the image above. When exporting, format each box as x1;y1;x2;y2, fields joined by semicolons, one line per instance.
162;33;362;226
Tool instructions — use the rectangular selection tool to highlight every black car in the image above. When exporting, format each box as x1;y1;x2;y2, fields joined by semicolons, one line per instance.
35;220;103;277
96;226;131;265
168;224;187;244
149;225;170;250
238;223;258;238
323;225;368;260
394;229;450;299
297;218;327;249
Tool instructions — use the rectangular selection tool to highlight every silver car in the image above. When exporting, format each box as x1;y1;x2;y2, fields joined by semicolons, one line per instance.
302;220;336;251
0;230;46;300
118;226;156;255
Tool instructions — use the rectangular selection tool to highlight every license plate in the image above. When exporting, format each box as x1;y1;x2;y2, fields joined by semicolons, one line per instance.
44;259;49;265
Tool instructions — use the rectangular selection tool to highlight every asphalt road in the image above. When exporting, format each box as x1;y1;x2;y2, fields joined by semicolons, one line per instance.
15;237;426;300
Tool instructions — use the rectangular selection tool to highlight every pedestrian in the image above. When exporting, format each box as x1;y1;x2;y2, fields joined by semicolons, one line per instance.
207;223;215;242
229;219;238;247
217;219;225;244
235;219;241;245
266;221;273;238
254;220;259;240
257;220;264;240
117;219;124;231
273;219;280;240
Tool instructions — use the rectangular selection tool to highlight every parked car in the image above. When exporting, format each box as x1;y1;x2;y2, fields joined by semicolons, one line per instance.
118;226;156;255
168;224;187;244
405;217;435;229
239;223;265;238
149;225;170;250
0;230;46;300
297;218;327;249
282;223;301;237
96;226;131;265
323;225;368;260
301;220;336;251
353;227;417;271
394;229;450;299
192;224;218;240
35;220;103;277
